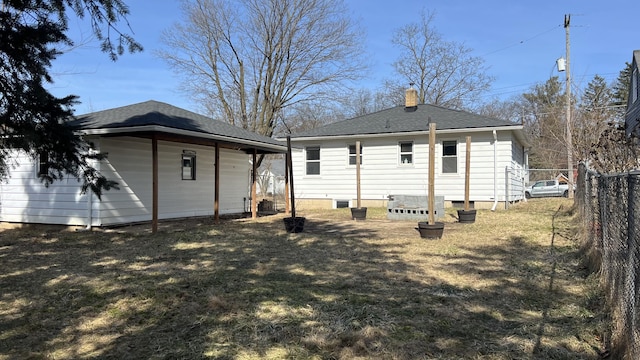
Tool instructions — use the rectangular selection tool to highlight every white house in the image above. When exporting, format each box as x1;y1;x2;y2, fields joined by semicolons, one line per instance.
625;50;640;138
286;89;528;210
0;101;287;227
256;158;286;196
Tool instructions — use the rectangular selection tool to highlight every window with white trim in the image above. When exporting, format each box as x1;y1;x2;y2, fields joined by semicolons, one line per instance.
399;141;413;164
182;151;196;180
306;146;320;175
348;144;363;165
442;140;457;173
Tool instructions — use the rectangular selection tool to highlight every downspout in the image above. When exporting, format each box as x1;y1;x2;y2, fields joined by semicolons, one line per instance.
82;148;95;231
491;130;499;211
86;146;95;230
77;156;94;232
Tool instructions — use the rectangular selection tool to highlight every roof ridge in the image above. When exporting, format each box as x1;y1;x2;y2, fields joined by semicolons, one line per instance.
77;99;161;117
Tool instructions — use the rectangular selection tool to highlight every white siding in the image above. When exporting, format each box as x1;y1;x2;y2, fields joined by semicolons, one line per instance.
0;150;93;225
97;137;152;225
218;148;253;213
291;130;525;206
0;137;253;226
98;137;251;225
508;140;527;202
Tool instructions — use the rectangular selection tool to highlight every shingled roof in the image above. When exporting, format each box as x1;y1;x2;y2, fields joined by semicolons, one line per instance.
290;103;521;139
69;100;286;153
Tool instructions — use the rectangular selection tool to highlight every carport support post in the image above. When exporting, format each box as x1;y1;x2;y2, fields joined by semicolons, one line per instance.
287;136;296;218
214;143;220;223
284;153;290;215
152;135;158;234
464;136;471;211
252;150;257;219
356;140;361;209
428;123;436;225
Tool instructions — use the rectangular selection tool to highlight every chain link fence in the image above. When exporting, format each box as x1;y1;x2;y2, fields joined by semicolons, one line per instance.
575;163;640;359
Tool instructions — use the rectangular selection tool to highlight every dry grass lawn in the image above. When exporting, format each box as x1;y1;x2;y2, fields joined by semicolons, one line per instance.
0;199;606;359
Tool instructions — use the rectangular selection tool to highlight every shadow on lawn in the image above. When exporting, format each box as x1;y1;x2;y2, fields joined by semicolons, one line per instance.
0;212;601;359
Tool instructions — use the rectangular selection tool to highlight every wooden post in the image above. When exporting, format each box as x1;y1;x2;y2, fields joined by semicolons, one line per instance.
287;136;296;218
214;143;220;223
152;135;158;234
251;150;257;219
464;136;471;211
428;123;436;225
356;140;361;209
284;153;290;215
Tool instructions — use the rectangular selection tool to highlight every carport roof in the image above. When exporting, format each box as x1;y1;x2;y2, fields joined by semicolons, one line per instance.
69;100;286;154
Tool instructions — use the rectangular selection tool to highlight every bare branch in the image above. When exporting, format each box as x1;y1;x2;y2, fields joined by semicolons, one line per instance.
389;10;493;109
158;0;366;137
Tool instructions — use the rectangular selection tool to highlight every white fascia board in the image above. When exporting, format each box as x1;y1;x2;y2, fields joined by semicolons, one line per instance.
77;125;288;152
283;125;524;142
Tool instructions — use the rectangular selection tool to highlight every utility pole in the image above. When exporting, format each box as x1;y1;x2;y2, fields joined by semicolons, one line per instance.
564;14;574;199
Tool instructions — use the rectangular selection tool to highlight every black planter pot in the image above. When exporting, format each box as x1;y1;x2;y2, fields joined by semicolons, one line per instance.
283;216;306;233
457;209;477;223
350;207;367;220
417;222;445;239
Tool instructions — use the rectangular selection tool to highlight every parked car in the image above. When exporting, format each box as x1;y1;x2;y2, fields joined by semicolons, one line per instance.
525;179;571;198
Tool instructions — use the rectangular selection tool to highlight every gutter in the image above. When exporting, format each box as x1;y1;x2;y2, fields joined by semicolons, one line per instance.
491;130;498;211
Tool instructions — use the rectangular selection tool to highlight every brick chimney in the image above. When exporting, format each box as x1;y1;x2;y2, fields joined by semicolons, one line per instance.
405;85;418;111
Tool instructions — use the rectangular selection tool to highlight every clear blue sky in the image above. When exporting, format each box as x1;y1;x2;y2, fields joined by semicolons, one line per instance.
49;0;638;115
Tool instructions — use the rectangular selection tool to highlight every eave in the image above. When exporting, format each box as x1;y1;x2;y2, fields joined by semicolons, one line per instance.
78;125;287;154
280;125;528;147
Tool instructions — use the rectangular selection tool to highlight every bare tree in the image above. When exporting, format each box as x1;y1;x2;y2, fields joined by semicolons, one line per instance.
340;88;397;118
276;101;344;136
521;77;566;169
572;75;614;163
590;124;640;173
159;0;366;139
388;10;493;110
255;158;273;196
477;97;524;124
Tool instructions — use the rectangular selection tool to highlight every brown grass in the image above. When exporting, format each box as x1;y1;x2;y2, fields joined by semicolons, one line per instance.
0;199;606;359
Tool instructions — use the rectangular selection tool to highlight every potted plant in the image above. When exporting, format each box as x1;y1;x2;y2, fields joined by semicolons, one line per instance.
418;123;444;239
350;140;367;220
283;136;305;232
457;136;477;223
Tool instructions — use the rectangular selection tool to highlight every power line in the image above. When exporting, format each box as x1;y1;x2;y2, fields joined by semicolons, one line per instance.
481;25;562;57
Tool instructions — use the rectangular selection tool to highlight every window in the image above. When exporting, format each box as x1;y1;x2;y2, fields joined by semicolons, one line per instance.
38;152;49;176
348;144;363;165
182;151;196;180
306;147;320;175
399;142;413;164
442;140;457;173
